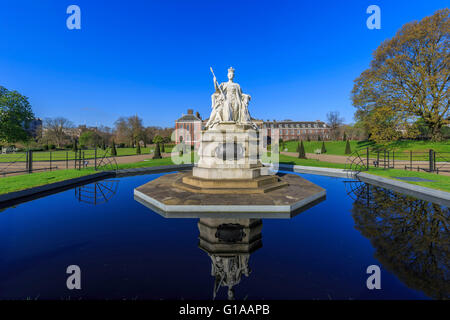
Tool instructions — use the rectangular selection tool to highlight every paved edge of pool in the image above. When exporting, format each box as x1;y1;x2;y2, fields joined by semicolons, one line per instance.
1;163;448;208
271;163;449;207
357;172;450;207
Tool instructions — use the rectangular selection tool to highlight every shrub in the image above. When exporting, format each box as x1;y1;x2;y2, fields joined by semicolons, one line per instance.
298;141;306;159
345;139;351;154
111;140;117;156
153;142;162;159
321;141;327;153
136;142;141;155
72;140;78;153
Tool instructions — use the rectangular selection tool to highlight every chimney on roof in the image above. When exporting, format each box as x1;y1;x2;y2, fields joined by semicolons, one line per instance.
187;109;193;115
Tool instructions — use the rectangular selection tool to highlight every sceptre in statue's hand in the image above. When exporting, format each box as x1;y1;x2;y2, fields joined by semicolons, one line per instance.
210;67;225;99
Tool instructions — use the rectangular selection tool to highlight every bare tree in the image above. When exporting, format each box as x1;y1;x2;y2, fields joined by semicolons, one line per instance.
326;111;344;140
43;117;74;148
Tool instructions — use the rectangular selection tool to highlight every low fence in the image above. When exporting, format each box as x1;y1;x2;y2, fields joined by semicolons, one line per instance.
0;149;115;176
348;148;450;174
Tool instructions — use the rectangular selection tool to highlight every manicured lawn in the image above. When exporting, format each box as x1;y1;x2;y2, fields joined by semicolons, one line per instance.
277;154;346;169
116;157;175;169
282;140;449;161
366;168;450;193
0;146;175;163
277;154;450;192
283;140;359;155
0;168;97;195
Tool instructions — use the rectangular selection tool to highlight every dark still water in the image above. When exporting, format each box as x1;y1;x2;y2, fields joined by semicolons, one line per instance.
0;172;448;300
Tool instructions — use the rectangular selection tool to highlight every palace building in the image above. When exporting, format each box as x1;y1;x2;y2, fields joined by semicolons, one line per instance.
174;110;331;145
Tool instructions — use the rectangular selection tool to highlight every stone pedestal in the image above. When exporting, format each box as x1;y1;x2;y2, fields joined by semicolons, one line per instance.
193;123;263;180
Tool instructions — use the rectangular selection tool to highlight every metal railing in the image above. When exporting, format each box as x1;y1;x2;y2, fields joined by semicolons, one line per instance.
0;148;116;177
346;148;450;175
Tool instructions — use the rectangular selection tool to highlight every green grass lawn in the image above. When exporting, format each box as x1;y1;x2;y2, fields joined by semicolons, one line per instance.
277;154;346;169
277;154;449;192
366;168;450;192
283;140;359;155
0;146;175;163
0;168;97;195
282;140;449;161
116;157;175;169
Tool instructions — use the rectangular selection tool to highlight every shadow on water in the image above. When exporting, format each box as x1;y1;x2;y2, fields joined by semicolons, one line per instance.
348;182;449;300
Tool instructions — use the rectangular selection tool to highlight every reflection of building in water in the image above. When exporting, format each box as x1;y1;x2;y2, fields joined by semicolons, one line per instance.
75;180;119;205
198;218;262;300
351;184;450;299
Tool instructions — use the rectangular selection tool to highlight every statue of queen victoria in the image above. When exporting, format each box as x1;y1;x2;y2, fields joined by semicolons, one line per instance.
205;67;256;130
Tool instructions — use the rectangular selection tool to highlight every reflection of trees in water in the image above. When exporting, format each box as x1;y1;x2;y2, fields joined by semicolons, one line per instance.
75;180;119;205
351;184;449;299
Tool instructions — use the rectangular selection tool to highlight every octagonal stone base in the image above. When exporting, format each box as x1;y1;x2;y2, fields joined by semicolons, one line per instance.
134;171;326;216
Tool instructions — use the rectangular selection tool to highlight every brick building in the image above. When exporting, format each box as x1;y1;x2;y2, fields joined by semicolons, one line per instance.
261;120;331;141
174;109;202;146
175;111;331;145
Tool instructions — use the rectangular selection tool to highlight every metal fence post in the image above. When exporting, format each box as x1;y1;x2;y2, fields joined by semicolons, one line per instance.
66;152;68;169
410;151;412;171
94;149;97;170
366;147;369;171
28;150;33;173
392;151;395;169
83;151;85;168
49;151;52;171
429;149;434;172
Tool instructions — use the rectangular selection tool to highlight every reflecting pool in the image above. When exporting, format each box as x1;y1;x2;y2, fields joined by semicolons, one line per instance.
0;172;448;300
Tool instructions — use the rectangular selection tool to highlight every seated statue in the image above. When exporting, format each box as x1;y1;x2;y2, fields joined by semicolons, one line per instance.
206;67;256;130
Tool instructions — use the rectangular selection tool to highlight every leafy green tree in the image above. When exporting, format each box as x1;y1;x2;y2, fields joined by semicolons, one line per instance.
352;9;449;141
298;140;306;159
79;131;101;148
321;141;327;153
0;86;34;143
345;139;351;154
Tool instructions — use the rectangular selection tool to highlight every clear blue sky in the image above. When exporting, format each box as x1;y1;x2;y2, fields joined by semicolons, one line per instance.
0;0;448;128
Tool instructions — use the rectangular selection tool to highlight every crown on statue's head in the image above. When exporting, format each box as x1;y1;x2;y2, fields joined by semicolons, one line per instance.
228;67;235;73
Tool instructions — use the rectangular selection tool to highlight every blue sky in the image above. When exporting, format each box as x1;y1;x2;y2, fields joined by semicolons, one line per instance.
0;0;448;128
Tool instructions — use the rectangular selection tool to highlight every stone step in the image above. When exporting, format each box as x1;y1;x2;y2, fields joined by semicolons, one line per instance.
182;174;280;189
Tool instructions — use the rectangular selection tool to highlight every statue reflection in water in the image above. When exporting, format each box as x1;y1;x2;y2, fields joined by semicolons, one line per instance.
198;218;263;300
349;182;449;300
